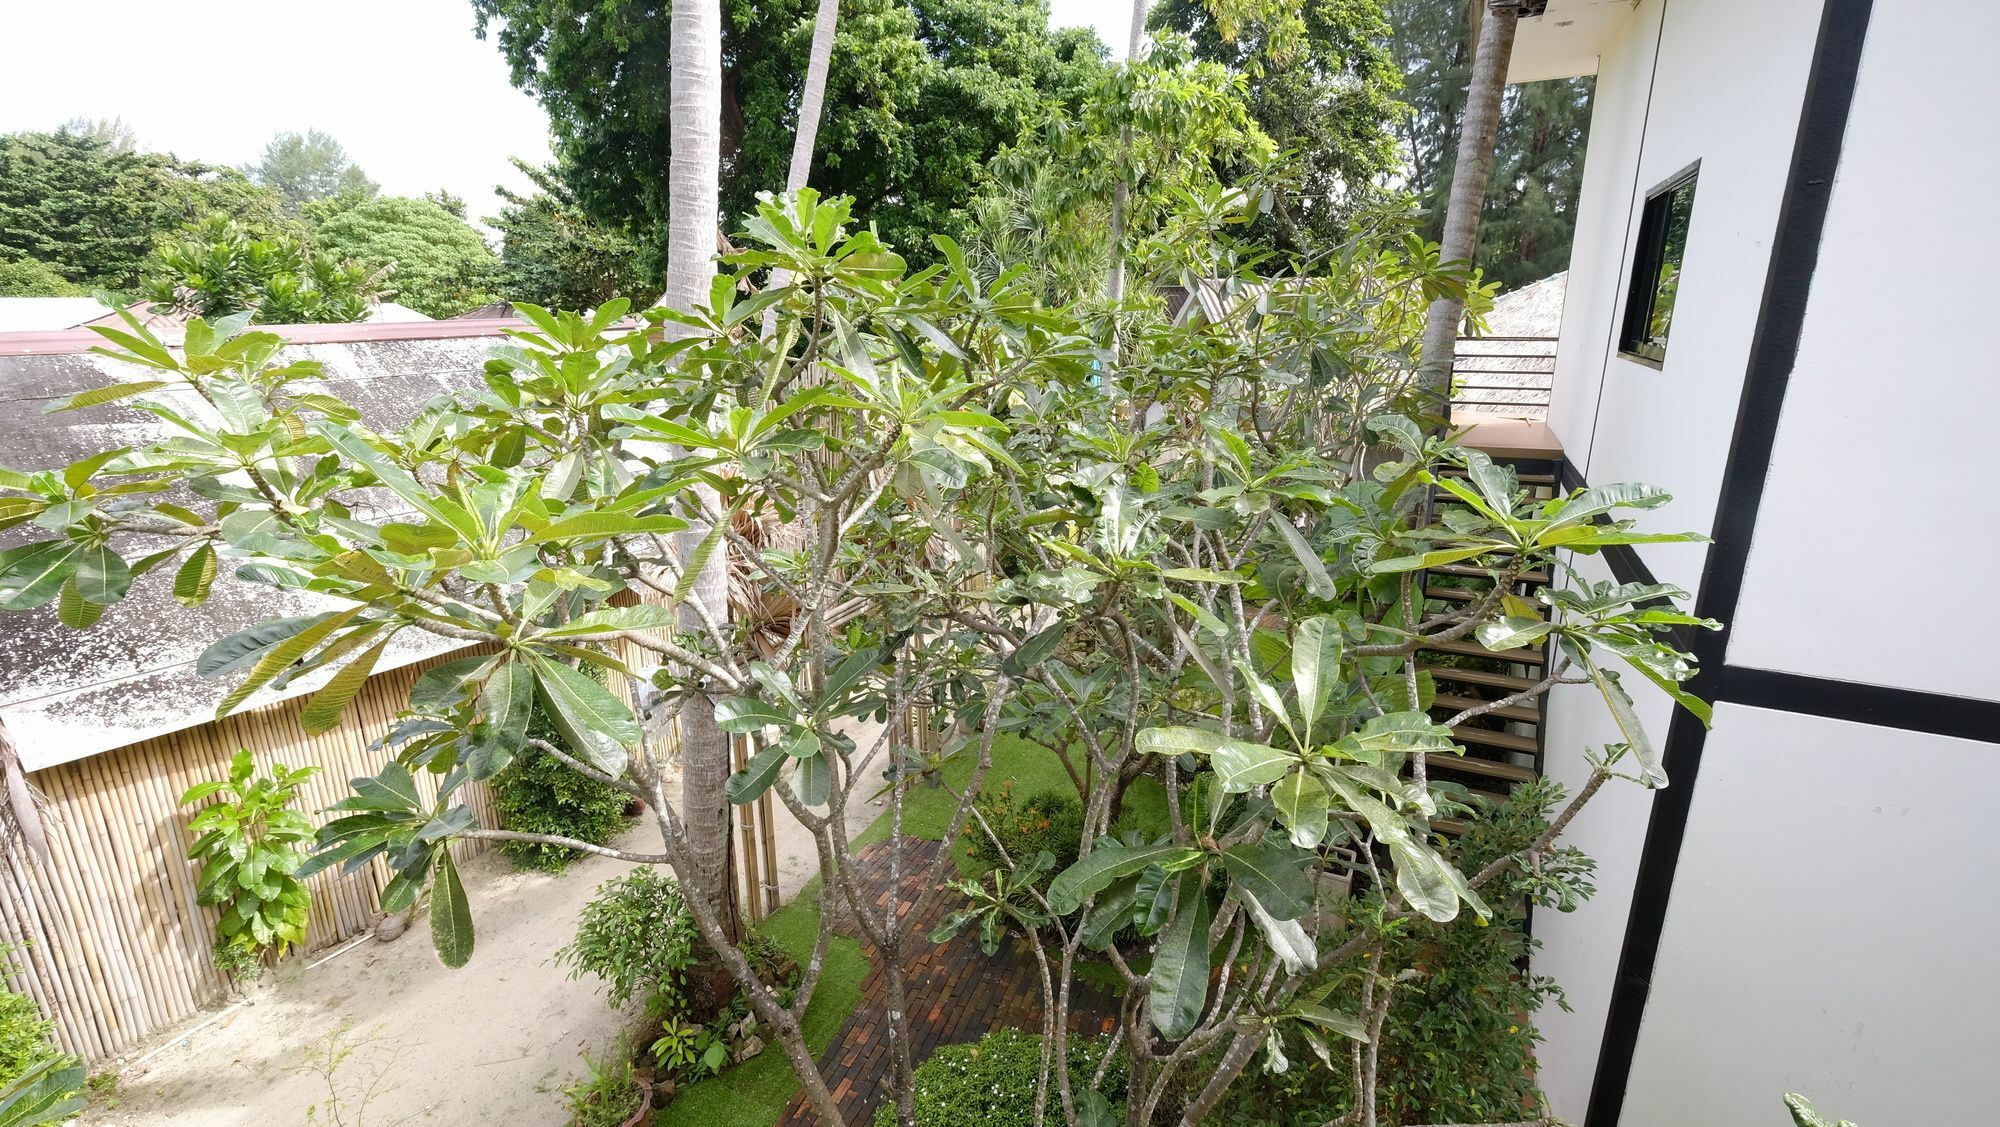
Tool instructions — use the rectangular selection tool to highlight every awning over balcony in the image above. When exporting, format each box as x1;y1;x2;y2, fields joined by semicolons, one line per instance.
1508;0;1639;84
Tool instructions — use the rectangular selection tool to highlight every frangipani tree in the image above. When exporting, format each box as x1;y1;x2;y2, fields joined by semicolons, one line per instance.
0;188;1711;1127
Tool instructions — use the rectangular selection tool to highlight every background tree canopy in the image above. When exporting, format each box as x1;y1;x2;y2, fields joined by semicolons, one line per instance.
1154;0;1406;256
244;129;380;212
487;157;653;312
0;128;295;290
1384;0;1593;290
311;195;502;318
471;0;1107;277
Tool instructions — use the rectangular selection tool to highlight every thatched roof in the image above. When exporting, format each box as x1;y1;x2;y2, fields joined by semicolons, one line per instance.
0;335;495;770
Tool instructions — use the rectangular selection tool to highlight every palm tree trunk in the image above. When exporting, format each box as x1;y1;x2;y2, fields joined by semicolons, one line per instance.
663;0;739;941
787;0;840;191
1417;0;1520;417
761;0;841;340
1103;0;1150;303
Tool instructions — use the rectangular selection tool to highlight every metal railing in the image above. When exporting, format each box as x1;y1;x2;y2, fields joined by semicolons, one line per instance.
1449;334;1557;417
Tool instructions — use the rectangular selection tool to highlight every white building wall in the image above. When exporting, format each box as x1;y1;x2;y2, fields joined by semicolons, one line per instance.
1620;705;1999;1127
1727;1;2000;700
1529;551;1672;1119
1533;1;2000;1124
1542;0;1823;598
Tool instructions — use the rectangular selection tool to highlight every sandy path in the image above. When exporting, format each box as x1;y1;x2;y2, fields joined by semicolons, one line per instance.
87;820;666;1126
86;719;893;1126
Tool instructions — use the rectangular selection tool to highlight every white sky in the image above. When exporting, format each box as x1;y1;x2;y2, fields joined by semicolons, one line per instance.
0;0;1134;232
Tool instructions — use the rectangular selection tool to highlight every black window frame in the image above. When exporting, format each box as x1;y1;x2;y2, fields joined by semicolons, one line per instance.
1618;163;1700;366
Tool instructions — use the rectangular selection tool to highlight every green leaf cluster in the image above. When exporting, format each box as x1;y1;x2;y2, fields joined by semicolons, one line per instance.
179;749;320;970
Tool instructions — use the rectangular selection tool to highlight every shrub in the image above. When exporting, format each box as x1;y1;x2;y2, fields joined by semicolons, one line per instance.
491;705;633;872
0;982;60;1090
1210;779;1594;1126
558;868;701;1012
879;1028;1126;1127
180;749;318;976
0;259;85;297
961;783;1084;876
563;1040;645;1127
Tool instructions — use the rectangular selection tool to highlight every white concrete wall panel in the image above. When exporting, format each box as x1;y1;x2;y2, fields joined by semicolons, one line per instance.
1545;0;1823;597
1620;703;1998;1126
1530;555;1675;1120
1727;3;2000;699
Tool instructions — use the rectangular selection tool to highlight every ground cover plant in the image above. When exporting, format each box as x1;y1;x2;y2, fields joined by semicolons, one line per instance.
0;179;1712;1126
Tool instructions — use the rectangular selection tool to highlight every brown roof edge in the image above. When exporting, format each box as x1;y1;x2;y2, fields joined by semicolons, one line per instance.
0;317;534;358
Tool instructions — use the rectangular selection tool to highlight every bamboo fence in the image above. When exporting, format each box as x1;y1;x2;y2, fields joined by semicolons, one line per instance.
1;619;789;1065
0;648;497;1064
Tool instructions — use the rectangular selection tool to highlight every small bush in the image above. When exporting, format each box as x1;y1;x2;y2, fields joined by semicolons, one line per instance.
563;1040;645;1127
491;705;632;872
961;783;1084;875
0;968;64;1091
881;1028;1126;1127
558;868;701;1012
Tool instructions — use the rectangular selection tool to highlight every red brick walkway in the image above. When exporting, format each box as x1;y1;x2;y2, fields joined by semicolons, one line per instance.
776;839;1120;1126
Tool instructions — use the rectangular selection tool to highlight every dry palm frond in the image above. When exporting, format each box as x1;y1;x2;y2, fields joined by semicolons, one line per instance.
0;720;51;865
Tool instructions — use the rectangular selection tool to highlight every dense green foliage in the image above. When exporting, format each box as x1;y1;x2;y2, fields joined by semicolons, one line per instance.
971;38;1277;302
0;1056;85;1127
139;214;389;324
0;975;61;1091
244;130;378;212
0;259;86;298
1156;0;1406;254
490;738;633;872
0;128;292;289
1384;0;1593;289
562;1041;646;1127
961;782;1085;874
311;195;501;318
1212;779;1592;1125
180;749;319;973
0;181;1707;1123
488;158;652;311
472;0;1106;273
558;868;702;1011
874;1028;1127;1127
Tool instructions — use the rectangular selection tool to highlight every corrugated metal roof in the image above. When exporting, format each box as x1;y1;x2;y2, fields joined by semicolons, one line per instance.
0;335;498;770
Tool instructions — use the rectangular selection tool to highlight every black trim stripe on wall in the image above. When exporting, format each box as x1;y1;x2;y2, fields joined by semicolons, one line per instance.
1555;466;2000;748
1582;2;1878;1124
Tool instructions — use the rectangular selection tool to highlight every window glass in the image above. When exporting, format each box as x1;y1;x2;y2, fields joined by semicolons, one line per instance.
1620;172;1697;363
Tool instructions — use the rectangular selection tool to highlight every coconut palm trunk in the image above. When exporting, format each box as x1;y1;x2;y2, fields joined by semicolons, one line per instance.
1417;0;1520;417
1103;0;1150;303
787;0;840;190
661;0;739;940
762;0;842;338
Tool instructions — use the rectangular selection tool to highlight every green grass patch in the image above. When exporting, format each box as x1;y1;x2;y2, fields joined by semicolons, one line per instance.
659;736;1168;1126
850;734;1082;851
654;878;865;1127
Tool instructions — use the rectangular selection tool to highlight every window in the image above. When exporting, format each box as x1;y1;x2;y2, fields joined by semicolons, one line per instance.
1619;167;1698;364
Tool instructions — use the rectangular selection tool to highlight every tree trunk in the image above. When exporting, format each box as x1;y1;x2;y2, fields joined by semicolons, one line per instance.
1103;0;1150;303
664;0;740;940
1416;1;1520;417
788;0;840;191
761;0;841;339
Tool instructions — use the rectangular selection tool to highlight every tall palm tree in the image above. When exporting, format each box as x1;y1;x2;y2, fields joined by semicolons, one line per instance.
1104;0;1151;303
762;0;843;333
1417;0;1520;413
662;0;738;938
788;0;841;191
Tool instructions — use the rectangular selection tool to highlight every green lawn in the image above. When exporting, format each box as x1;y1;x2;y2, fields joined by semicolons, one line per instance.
654;879;865;1127
658;734;1164;1127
